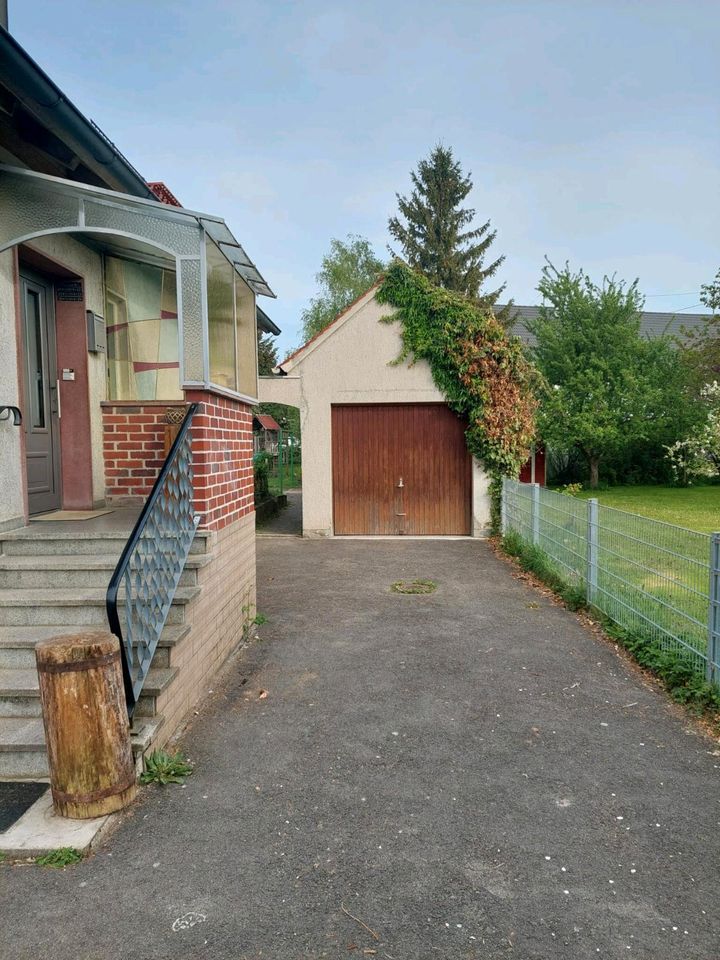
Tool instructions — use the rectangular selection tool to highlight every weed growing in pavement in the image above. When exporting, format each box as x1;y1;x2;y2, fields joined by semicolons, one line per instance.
140;750;194;785
36;847;82;867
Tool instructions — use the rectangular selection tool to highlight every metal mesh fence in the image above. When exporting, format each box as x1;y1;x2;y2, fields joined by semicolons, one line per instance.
502;479;720;681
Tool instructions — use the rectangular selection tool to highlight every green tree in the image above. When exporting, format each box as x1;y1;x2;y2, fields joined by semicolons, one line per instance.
300;235;384;341
388;144;506;314
529;262;697;488
701;267;720;314
682;267;720;381
257;331;278;376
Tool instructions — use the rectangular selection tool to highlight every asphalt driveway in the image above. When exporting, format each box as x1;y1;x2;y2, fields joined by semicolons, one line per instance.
1;537;719;959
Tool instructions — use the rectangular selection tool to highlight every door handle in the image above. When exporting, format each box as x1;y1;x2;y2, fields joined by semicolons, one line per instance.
397;477;404;488
54;379;61;420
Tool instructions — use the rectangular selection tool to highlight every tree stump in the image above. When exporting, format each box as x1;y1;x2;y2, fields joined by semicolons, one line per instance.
35;632;137;819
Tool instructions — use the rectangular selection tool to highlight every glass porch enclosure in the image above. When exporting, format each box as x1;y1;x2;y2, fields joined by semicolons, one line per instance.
0;164;275;401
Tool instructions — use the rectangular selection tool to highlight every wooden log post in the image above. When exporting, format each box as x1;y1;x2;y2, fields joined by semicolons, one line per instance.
35;632;137;819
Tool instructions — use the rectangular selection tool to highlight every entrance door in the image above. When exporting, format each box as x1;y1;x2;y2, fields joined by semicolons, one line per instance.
332;403;472;535
20;272;61;514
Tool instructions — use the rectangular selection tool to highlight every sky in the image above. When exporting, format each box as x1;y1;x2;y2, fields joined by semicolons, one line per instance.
10;0;720;355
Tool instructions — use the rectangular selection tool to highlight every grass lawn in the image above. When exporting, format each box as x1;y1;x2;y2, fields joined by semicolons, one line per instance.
575;484;720;533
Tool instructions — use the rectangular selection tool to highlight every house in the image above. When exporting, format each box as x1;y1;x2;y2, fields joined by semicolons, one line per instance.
259;285;491;537
0;24;278;777
253;413;281;455
507;304;711;347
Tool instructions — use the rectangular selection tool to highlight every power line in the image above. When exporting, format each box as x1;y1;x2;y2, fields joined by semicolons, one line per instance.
644;291;697;298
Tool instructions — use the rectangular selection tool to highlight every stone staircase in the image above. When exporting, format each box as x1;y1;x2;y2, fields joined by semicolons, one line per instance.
0;523;211;779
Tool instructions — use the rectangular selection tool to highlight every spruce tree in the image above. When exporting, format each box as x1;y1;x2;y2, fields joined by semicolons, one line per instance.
388;145;506;312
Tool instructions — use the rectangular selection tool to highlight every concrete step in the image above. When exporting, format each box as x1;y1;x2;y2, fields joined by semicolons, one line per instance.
0;666;176;719
0;528;212;557
0;585;199;627
0;624;190;670
0;714;165;780
0;553;210;589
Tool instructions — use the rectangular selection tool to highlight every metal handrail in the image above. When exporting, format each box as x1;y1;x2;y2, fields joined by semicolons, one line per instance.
106;403;199;717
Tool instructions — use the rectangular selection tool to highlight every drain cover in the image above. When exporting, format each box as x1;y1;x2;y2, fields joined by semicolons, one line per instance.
391;579;437;595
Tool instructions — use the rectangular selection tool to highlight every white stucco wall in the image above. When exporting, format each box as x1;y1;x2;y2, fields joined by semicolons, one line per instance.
259;290;491;537
0;250;24;530
28;235;106;505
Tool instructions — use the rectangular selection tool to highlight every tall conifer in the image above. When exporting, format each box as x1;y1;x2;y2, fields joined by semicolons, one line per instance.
388;145;506;313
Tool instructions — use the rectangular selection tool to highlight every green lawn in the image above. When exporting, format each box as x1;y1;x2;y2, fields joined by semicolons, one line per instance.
268;461;302;495
575;484;720;534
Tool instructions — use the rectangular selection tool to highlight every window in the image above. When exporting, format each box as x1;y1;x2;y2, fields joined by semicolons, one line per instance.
105;256;181;401
206;237;257;398
206;238;236;390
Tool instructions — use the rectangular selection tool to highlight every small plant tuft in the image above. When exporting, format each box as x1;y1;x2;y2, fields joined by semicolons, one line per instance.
36;847;82;867
391;579;437;595
140;750;194;785
558;482;584;497
253;612;269;625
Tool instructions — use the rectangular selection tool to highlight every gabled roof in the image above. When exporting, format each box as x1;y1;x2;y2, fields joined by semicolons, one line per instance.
279;280;383;372
254;414;280;431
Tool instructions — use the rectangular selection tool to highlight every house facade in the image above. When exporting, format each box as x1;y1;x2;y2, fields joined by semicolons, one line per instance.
0;26;277;776
260;286;492;538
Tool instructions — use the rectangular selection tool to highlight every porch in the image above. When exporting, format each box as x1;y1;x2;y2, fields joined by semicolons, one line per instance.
0;164;272;783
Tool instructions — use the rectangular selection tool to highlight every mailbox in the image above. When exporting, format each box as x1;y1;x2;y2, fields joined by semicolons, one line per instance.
86;311;106;353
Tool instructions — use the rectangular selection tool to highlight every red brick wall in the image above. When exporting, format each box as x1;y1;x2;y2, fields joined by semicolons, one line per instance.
185;390;254;531
102;393;254;530
102;402;183;501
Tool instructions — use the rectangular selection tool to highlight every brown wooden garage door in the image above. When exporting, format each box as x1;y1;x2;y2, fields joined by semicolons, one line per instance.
331;403;472;535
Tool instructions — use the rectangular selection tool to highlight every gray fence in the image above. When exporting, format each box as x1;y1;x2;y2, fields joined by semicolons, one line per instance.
502;478;720;683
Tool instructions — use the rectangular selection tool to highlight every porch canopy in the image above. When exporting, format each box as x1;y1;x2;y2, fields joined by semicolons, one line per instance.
0;163;275;402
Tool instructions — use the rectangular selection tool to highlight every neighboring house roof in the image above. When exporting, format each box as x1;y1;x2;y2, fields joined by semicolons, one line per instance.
505;304;711;347
0;26;155;198
148;181;182;207
254;414;280;431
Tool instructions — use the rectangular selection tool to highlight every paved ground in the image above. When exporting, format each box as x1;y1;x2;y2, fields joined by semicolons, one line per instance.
1;538;719;959
257;488;302;536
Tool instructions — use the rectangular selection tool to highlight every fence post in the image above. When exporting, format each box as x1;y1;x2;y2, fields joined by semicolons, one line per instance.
500;477;507;536
587;498;598;605
706;533;720;684
531;482;540;545
278;427;284;495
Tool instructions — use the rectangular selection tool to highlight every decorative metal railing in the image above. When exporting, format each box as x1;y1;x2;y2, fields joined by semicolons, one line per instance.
106;403;200;717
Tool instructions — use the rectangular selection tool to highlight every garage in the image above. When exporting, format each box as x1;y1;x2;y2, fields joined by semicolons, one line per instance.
258;284;490;538
332;403;472;535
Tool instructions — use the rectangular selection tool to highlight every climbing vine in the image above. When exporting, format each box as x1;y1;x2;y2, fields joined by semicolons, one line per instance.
377;262;538;477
